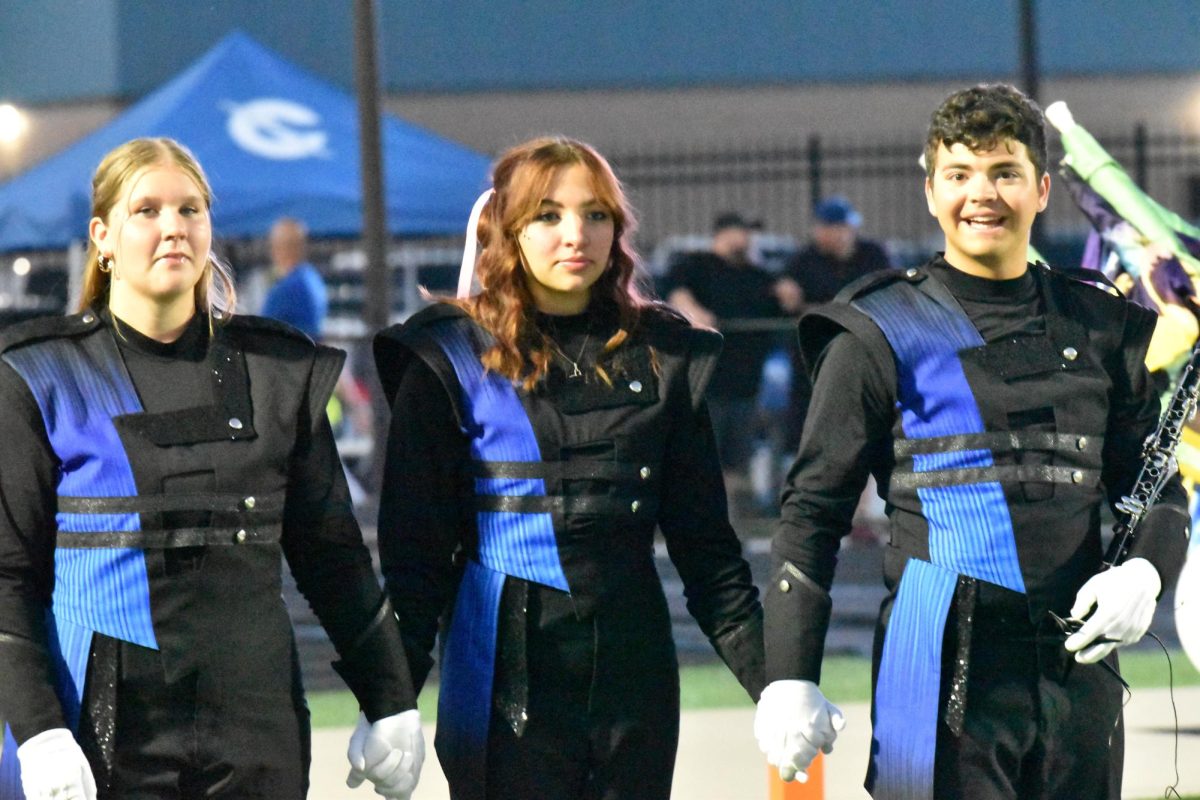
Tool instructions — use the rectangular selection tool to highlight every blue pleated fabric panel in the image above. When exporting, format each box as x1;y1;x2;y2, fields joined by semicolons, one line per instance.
3;334;157;650
439;324;568;590
434;560;506;800
854;282;1025;800
0;726;18;798
428;321;571;794
870;559;957;800
0;332;157;799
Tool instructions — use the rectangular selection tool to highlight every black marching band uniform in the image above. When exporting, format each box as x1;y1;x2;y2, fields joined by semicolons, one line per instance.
0;308;413;797
767;258;1190;799
374;301;764;800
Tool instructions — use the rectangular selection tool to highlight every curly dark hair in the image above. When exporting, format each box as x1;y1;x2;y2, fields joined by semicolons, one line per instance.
923;83;1047;179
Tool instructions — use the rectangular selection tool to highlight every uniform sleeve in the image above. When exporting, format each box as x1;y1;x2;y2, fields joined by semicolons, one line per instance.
0;360;69;743
376;356;471;694
281;370;416;719
1102;310;1190;590
657;393;765;701
766;329;894;682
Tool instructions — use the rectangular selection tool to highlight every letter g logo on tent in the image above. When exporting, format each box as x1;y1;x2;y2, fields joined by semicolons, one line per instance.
224;98;329;160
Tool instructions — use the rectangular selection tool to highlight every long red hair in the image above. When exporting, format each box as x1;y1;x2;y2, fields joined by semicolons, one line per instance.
452;137;652;389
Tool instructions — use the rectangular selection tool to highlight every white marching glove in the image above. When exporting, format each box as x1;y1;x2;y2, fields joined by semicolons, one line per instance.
346;710;425;799
1065;557;1161;664
17;728;97;800
754;679;846;782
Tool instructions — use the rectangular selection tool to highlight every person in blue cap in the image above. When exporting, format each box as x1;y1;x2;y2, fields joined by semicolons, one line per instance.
783;196;892;310
779;196;893;456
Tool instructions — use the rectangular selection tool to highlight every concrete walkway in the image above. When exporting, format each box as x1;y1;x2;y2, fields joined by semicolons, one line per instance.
309;686;1200;799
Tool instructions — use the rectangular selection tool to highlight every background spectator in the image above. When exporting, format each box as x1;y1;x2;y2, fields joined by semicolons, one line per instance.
666;212;790;508
782;197;893;456
784;196;891;306
261;217;328;340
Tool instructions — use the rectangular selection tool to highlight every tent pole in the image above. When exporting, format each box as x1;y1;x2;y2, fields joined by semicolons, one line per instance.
354;0;391;496
67;240;84;311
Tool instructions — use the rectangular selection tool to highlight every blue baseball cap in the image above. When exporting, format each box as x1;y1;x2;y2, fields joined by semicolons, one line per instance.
813;196;862;227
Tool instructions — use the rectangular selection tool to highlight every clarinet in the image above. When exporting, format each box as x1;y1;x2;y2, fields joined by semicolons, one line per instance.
1104;336;1200;567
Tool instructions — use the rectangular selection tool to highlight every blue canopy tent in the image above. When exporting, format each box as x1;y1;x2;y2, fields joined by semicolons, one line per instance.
0;30;491;251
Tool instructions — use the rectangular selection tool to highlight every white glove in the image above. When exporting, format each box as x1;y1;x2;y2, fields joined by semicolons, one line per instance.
1065;557;1161;664
17;728;97;800
346;710;425;799
754;679;845;782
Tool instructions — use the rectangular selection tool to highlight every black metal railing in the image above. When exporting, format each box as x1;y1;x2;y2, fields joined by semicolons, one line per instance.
609;126;1200;257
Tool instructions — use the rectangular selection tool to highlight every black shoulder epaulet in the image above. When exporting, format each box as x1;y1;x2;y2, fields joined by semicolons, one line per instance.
397;302;468;333
639;301;692;331
1036;261;1125;298
373;303;470;409
637;301;722;362
795;270;916;379
0;310;100;354
220;313;316;345
832;265;924;304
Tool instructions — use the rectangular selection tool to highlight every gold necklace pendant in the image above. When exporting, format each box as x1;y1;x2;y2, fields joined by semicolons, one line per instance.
548;330;590;379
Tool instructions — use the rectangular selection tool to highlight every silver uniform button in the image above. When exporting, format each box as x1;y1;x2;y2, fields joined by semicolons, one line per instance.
1071;470;1084;483
629;380;643;393
640;466;651;480
905;267;918;278
235;529;248;543
1062;347;1078;361
1076;436;1088;450
631;500;641;513
228;417;244;430
779;579;791;593
243;496;256;510
81;313;95;324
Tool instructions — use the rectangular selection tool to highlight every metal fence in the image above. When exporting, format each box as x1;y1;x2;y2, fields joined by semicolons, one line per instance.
2;126;1198;317
611;126;1200;267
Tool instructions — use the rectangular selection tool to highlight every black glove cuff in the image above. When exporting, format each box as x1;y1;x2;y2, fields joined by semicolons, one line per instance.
711;610;766;702
764;561;832;683
0;636;66;744
332;596;418;720
1126;503;1190;595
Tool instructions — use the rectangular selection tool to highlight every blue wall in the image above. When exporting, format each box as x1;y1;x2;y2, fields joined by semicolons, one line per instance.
0;0;120;102
112;0;356;98
1;0;1197;104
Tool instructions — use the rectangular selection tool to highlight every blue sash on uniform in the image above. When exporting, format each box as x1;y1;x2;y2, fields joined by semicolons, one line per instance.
430;322;570;798
853;280;1025;800
0;330;156;797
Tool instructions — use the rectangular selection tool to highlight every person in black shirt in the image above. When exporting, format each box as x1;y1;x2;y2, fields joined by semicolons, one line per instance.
665;212;790;490
784;196;892;307
756;85;1190;799
374;137;763;800
0;138;419;800
780;197;893;453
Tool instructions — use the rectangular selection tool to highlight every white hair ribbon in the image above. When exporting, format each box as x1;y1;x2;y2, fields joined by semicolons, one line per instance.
457;188;495;299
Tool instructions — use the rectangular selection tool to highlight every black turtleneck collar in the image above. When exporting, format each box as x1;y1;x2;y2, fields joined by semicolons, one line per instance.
534;297;620;338
930;255;1038;305
100;305;209;362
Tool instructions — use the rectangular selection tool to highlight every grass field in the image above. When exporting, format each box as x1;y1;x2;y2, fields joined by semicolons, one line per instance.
306;647;1199;729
